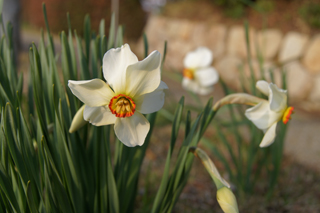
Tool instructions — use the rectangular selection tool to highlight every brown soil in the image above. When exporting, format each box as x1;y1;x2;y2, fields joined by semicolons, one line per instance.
161;0;320;36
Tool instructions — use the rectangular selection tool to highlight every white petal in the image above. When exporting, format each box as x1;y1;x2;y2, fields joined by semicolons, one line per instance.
256;80;270;96
269;83;287;112
135;81;168;114
114;112;150;147
125;50;161;97
68;79;114;107
182;78;198;93
197;87;213;95
259;122;277;147
182;78;213;95
183;47;213;68
83;105;116;126
194;67;219;87
245;101;280;130
102;44;138;94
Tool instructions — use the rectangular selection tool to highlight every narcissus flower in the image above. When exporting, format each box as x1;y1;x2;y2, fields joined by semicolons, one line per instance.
182;47;219;95
68;44;168;147
245;80;294;147
213;80;293;148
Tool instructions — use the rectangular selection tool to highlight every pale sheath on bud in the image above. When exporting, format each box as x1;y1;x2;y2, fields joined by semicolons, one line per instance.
190;147;229;189
217;187;239;213
213;93;264;111
69;105;86;133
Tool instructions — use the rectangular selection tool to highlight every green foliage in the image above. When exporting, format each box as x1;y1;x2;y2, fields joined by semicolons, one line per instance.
164;22;289;198
213;0;246;18
212;0;275;18
225;4;245;19
254;0;275;14
0;1;290;212
300;2;320;29
0;3;226;213
206;23;288;197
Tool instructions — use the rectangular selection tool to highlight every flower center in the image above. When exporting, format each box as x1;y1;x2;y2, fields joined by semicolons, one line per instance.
282;106;294;124
183;68;195;79
109;94;136;118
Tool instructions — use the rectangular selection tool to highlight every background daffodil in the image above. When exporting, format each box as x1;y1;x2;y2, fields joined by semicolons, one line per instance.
69;44;168;147
182;47;219;95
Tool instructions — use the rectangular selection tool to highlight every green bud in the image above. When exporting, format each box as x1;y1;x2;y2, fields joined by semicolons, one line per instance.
216;187;239;213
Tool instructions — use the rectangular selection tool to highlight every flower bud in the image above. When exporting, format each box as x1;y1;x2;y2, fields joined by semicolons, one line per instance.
216;187;239;213
33;140;38;153
69;105;87;133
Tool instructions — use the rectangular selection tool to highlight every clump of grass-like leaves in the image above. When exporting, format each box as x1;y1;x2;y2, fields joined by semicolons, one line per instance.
0;3;233;213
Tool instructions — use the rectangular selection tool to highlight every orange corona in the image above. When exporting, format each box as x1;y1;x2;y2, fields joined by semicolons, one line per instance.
282;106;294;124
183;68;194;79
109;94;136;118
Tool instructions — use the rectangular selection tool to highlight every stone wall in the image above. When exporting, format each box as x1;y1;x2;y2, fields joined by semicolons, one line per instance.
137;15;320;112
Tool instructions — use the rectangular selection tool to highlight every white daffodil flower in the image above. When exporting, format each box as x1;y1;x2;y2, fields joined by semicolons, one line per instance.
182;47;219;95
245;80;294;148
68;44;168;147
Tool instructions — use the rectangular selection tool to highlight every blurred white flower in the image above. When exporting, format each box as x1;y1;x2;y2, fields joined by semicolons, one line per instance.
245;80;294;147
182;47;219;95
69;44;168;147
